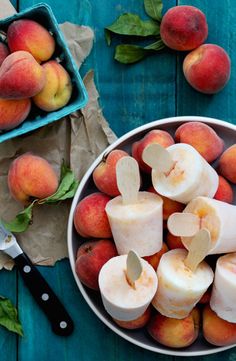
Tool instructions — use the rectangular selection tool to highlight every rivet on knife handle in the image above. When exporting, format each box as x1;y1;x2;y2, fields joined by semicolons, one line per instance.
14;252;74;336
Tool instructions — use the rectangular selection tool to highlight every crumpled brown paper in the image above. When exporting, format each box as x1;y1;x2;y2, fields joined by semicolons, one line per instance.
0;23;117;270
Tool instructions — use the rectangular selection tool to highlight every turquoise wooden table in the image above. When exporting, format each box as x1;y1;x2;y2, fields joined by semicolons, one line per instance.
1;0;236;360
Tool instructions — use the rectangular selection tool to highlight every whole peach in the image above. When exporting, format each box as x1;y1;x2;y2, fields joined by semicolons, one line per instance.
214;175;234;203
132;130;174;173
160;5;208;51
218;144;236;183
113;306;151;329
0;51;46;99
7;19;55;62
8;153;58;205
183;44;231;94
0;42;9;66
175;121;224;163
203;304;236;346
33;60;72;111
92;149;129;196
75;239;117;290
74;192;112;238
0;98;31;130
147;308;200;348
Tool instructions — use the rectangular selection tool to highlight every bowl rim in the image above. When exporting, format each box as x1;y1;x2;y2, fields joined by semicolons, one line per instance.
67;115;236;357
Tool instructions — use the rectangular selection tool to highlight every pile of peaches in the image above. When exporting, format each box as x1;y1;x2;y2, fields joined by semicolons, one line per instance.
0;19;72;132
160;6;231;94
73;121;236;349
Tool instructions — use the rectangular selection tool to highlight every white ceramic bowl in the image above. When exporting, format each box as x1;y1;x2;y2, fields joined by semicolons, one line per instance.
67;116;236;357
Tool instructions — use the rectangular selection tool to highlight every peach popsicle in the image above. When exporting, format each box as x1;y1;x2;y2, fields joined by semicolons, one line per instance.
105;156;163;256
98;252;158;321
210;253;236;322
142;143;219;204
169;196;236;255
152;242;214;319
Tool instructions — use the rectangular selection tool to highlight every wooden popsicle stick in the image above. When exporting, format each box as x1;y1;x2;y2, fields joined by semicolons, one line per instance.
167;212;200;237
116;156;140;205
184;228;211;272
142;143;175;173
126;250;143;289
0;0;16;20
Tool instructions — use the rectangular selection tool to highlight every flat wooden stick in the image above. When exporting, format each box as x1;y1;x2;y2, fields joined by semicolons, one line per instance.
184;228;211;272
126;250;143;289
116;156;140;205
142;143;175;173
0;0;17;20
167;212;200;237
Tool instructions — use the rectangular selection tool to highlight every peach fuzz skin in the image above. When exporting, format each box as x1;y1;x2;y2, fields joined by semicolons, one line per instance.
148;186;184;220
0;51;46;99
166;231;185;250
214;175;234;203
0;98;31;130
218;144;236;184
160;6;208;51
0;42;9;66
33;60;72;112
132;129;174;173
183;44;231;94
73;192;112;239
8;153;58;205
175;121;224;163
93;149;129;196
203;304;236;346
7;19;55;63
143;242;168;270
113;306;152;329
75;239;117;290
147;308;200;348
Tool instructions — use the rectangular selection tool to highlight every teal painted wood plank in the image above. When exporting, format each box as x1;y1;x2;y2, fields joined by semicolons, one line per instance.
19;0;177;137
176;0;236;125
17;260;173;361
10;0;17;8
0;269;17;361
16;0;175;360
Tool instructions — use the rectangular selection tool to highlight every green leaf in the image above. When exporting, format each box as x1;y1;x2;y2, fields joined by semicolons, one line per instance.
105;13;160;39
144;0;163;22
145;38;165;50
0;296;23;336
3;201;35;233
115;44;147;64
40;163;79;204
56;180;79;201
114;39;166;64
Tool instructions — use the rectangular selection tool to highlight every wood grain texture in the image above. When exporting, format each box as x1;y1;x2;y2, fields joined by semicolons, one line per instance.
0;269;17;361
20;0;176;137
176;0;235;123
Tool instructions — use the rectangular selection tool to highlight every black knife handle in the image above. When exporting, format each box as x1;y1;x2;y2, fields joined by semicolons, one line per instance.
14;252;74;336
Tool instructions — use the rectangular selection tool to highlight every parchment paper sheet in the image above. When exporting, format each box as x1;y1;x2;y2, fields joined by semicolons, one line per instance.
0;23;117;270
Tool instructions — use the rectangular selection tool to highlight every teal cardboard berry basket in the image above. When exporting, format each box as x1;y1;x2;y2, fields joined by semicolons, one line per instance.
0;3;88;143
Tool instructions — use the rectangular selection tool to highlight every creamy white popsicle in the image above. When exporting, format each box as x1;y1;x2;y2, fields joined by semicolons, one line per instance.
105;191;163;256
148;143;219;204
98;255;158;321
181;196;236;255
152;248;214;319
210;253;236;323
